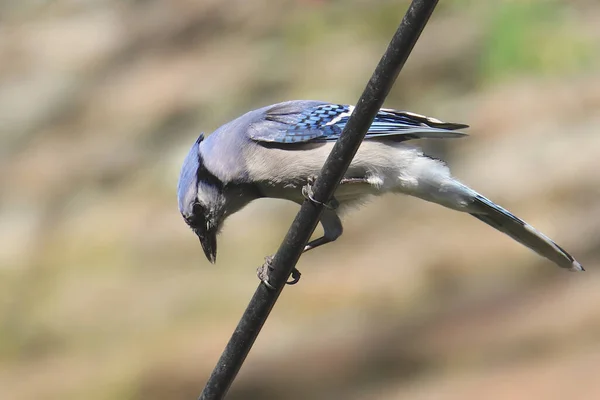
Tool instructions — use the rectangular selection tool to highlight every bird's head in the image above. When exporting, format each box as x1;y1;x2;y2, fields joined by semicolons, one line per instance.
178;133;226;263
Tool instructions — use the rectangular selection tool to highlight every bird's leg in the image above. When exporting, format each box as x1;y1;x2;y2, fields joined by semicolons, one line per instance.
292;177;364;279
257;255;301;290
303;209;344;253
303;236;333;252
257;208;344;288
303;177;370;253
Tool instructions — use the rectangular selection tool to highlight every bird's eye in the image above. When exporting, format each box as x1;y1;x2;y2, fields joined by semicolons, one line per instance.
184;202;206;229
192;202;204;215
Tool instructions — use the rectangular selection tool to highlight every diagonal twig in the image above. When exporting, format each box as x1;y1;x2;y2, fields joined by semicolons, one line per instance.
199;1;440;398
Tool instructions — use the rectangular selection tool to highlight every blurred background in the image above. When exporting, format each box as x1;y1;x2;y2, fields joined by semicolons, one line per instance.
1;0;599;399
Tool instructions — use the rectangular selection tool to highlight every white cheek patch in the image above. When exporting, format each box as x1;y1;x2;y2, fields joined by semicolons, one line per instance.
197;182;217;202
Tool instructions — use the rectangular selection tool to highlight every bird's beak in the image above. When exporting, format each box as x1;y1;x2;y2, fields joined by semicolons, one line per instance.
197;228;217;264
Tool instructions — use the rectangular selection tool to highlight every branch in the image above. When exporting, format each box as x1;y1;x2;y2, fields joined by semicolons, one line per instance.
199;1;440;398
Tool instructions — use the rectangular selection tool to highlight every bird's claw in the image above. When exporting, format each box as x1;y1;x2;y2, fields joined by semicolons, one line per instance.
257;257;276;289
257;256;302;290
288;268;301;285
302;175;339;210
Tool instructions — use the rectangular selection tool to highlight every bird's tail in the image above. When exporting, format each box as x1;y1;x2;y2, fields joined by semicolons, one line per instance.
464;189;583;271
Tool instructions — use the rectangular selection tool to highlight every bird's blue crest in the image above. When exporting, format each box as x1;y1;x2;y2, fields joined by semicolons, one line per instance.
177;133;204;214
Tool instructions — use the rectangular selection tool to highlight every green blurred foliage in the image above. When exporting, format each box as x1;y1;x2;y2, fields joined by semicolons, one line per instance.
480;0;596;81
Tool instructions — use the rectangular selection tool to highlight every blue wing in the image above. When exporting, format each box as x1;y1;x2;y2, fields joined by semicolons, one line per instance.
249;101;469;144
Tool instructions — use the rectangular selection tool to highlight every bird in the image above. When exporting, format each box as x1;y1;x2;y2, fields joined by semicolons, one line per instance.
177;100;583;280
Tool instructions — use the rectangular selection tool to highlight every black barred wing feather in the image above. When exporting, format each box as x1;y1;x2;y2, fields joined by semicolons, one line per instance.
249;101;469;144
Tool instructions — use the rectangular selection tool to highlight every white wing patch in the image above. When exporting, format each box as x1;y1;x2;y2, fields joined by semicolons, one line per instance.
325;105;354;126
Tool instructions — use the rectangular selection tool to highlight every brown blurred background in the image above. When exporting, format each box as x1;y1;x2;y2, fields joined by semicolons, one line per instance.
1;0;599;399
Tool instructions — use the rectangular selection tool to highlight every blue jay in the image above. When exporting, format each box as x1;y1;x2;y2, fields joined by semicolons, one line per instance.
178;100;583;277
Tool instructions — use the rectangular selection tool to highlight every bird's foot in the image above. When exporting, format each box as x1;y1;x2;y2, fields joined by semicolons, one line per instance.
301;175;339;210
257;256;302;290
